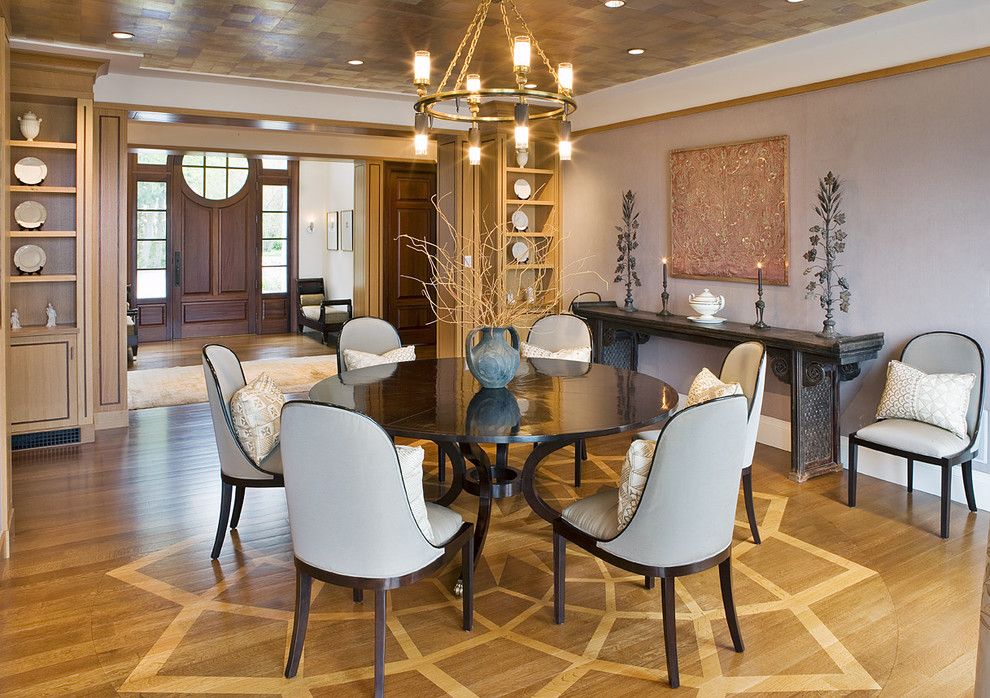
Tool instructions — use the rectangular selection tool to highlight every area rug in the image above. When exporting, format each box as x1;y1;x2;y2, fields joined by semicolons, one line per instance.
127;354;338;409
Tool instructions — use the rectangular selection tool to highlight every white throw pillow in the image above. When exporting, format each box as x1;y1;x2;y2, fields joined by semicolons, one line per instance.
687;367;742;407
343;345;416;370
520;341;592;363
876;360;976;439
395;445;436;544
229;372;285;464
617;439;657;532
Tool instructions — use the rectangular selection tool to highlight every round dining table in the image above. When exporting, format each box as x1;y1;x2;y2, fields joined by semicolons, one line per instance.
309;357;678;587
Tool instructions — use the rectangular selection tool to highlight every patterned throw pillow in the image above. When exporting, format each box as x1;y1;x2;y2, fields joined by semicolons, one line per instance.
520;341;592;362
617;439;657;531
687;367;743;406
876;360;976;439
299;293;324;307
342;345;416;370
229;372;285;464
395;445;436;544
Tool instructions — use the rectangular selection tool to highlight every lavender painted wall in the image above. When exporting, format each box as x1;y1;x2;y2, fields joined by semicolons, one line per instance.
563;57;990;465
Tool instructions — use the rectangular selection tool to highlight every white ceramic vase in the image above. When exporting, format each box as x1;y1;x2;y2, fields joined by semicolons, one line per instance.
18;112;42;141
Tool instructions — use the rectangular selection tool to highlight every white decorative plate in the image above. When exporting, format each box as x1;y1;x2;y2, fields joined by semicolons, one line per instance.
13;244;46;273
513;178;532;200
14;200;47;229
511;240;530;263
511;210;529;231
13;156;47;185
687;315;726;324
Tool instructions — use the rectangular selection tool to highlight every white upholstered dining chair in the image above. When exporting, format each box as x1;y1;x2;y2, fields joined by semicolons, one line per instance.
525;314;594;486
280;401;474;697
336;317;403;374
202;344;284;560
848;331;984;538
552;395;749;688
638;341;767;543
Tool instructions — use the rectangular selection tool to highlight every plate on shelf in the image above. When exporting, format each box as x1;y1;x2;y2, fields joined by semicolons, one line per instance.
13;244;46;273
13;156;47;185
687;315;726;324
513;178;532;200
14;200;47;229
511;210;529;231
511;240;530;263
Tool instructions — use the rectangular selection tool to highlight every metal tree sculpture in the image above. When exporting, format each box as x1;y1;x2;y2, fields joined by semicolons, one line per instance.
803;172;851;338
614;190;641;312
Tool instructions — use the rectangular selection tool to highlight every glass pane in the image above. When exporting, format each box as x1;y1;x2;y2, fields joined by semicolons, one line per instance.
227;167;248;196
136;240;167;269
136;269;167;299
262;266;287;294
204;168;226;199
205;153;227;167
182;153;204;166
262;185;287;211
228;155;249;169
262;239;287;266
137;211;167;239
137;150;168;165
262;157;288;170
182;166;204;196
136;181;167;210
262;212;287;238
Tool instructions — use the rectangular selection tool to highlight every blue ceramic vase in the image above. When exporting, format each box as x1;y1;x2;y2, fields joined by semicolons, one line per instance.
465;327;520;389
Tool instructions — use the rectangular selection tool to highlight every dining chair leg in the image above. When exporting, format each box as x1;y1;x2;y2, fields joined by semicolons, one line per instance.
940;464;952;539
553;532;565;624
644;576;655;590
353;589;364;603
374;589;387;698
438;449;447;483
847;439;858;507
741;467;761;544
229;486;246;529
462;535;474;631
284;570;313;678
581;440;588;460
573;439;583;487
211;481;233;559
962;461;978;512
906;458;914;493
718;557;744;652
660;576;679;689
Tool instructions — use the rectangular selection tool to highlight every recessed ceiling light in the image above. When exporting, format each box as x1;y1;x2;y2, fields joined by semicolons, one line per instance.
627;48;645;55
787;0;804;3
347;59;364;66
111;31;134;39
525;82;537;89
604;0;625;7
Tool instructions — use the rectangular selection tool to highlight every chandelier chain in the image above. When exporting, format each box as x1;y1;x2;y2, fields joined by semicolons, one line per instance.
455;0;492;90
508;0;559;82
498;2;515;57
438;0;489;93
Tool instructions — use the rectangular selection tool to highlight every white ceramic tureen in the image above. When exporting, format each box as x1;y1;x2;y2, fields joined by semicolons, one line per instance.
687;288;725;323
18;111;41;141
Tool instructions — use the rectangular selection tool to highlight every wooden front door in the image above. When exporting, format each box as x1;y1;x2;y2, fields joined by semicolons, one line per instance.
383;162;437;346
172;165;258;338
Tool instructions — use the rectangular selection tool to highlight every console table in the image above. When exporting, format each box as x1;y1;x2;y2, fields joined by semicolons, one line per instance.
572;302;884;482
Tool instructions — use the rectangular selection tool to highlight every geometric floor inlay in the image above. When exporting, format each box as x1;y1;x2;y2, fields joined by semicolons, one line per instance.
105;442;887;696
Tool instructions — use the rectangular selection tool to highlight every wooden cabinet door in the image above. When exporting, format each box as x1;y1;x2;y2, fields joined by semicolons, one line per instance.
8;334;78;433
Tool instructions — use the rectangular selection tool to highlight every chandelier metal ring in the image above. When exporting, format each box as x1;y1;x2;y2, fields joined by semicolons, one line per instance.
415;88;577;123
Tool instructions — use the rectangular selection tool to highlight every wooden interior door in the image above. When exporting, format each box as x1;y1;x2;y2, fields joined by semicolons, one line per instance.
383;162;437;345
172;168;257;338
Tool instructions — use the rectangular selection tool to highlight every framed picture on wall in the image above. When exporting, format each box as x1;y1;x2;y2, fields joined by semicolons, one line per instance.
341;210;354;251
327;211;339;250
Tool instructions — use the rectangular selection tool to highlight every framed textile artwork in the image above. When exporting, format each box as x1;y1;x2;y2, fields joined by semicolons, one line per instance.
669;135;789;285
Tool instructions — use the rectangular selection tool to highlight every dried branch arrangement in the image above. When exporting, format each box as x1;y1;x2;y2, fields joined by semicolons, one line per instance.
400;195;605;329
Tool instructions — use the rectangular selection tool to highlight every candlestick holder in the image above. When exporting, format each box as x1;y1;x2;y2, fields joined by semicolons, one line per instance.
752;288;769;329
659;285;672;316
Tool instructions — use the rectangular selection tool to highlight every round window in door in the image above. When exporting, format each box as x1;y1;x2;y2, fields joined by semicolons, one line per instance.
181;153;249;200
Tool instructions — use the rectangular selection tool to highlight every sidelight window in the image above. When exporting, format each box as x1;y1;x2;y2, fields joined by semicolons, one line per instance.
135;181;168;299
261;184;289;294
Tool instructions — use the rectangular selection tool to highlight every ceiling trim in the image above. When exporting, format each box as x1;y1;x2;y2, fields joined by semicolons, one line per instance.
574;45;990;137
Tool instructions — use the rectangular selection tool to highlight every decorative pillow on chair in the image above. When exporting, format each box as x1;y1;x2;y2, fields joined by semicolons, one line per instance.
230;372;285;464
617;439;657;531
299;293;324;307
342;345;416;370
876;360;976;439
687;367;742;407
520;341;592;362
395;445;437;544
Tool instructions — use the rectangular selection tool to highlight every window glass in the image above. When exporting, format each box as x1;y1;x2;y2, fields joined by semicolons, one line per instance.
261;184;289;295
136;149;168;165
261;157;289;170
181;152;249;200
135;179;168;299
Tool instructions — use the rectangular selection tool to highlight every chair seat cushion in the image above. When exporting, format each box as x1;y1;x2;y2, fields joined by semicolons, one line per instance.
876;360;976;439
257;442;284;475
425;502;463;546
301;305;349;324
856;419;971;458
229;372;285;464
636;429;661;442
562;487;620;540
520;341;592;362
343;345;416;370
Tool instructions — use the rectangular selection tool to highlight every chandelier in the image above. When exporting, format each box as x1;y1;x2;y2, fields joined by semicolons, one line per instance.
411;0;576;165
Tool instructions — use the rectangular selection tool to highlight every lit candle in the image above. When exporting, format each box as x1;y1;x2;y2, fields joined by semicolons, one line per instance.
662;256;668;285
756;262;764;293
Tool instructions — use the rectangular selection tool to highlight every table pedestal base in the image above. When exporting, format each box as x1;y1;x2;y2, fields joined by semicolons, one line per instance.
462;443;519;499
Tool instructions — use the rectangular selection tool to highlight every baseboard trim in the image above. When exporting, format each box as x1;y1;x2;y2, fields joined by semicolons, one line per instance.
95;410;129;430
757;414;990;512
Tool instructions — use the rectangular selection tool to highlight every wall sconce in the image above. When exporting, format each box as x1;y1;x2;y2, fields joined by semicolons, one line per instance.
307;218;316;233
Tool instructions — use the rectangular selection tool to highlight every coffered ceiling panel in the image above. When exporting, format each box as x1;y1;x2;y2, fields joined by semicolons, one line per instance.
11;0;925;94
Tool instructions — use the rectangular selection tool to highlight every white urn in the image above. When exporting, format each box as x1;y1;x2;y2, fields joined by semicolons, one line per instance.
687;288;725;319
18;111;42;141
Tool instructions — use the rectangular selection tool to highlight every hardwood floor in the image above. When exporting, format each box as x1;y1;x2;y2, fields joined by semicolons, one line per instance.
0;403;985;696
131;331;333;370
